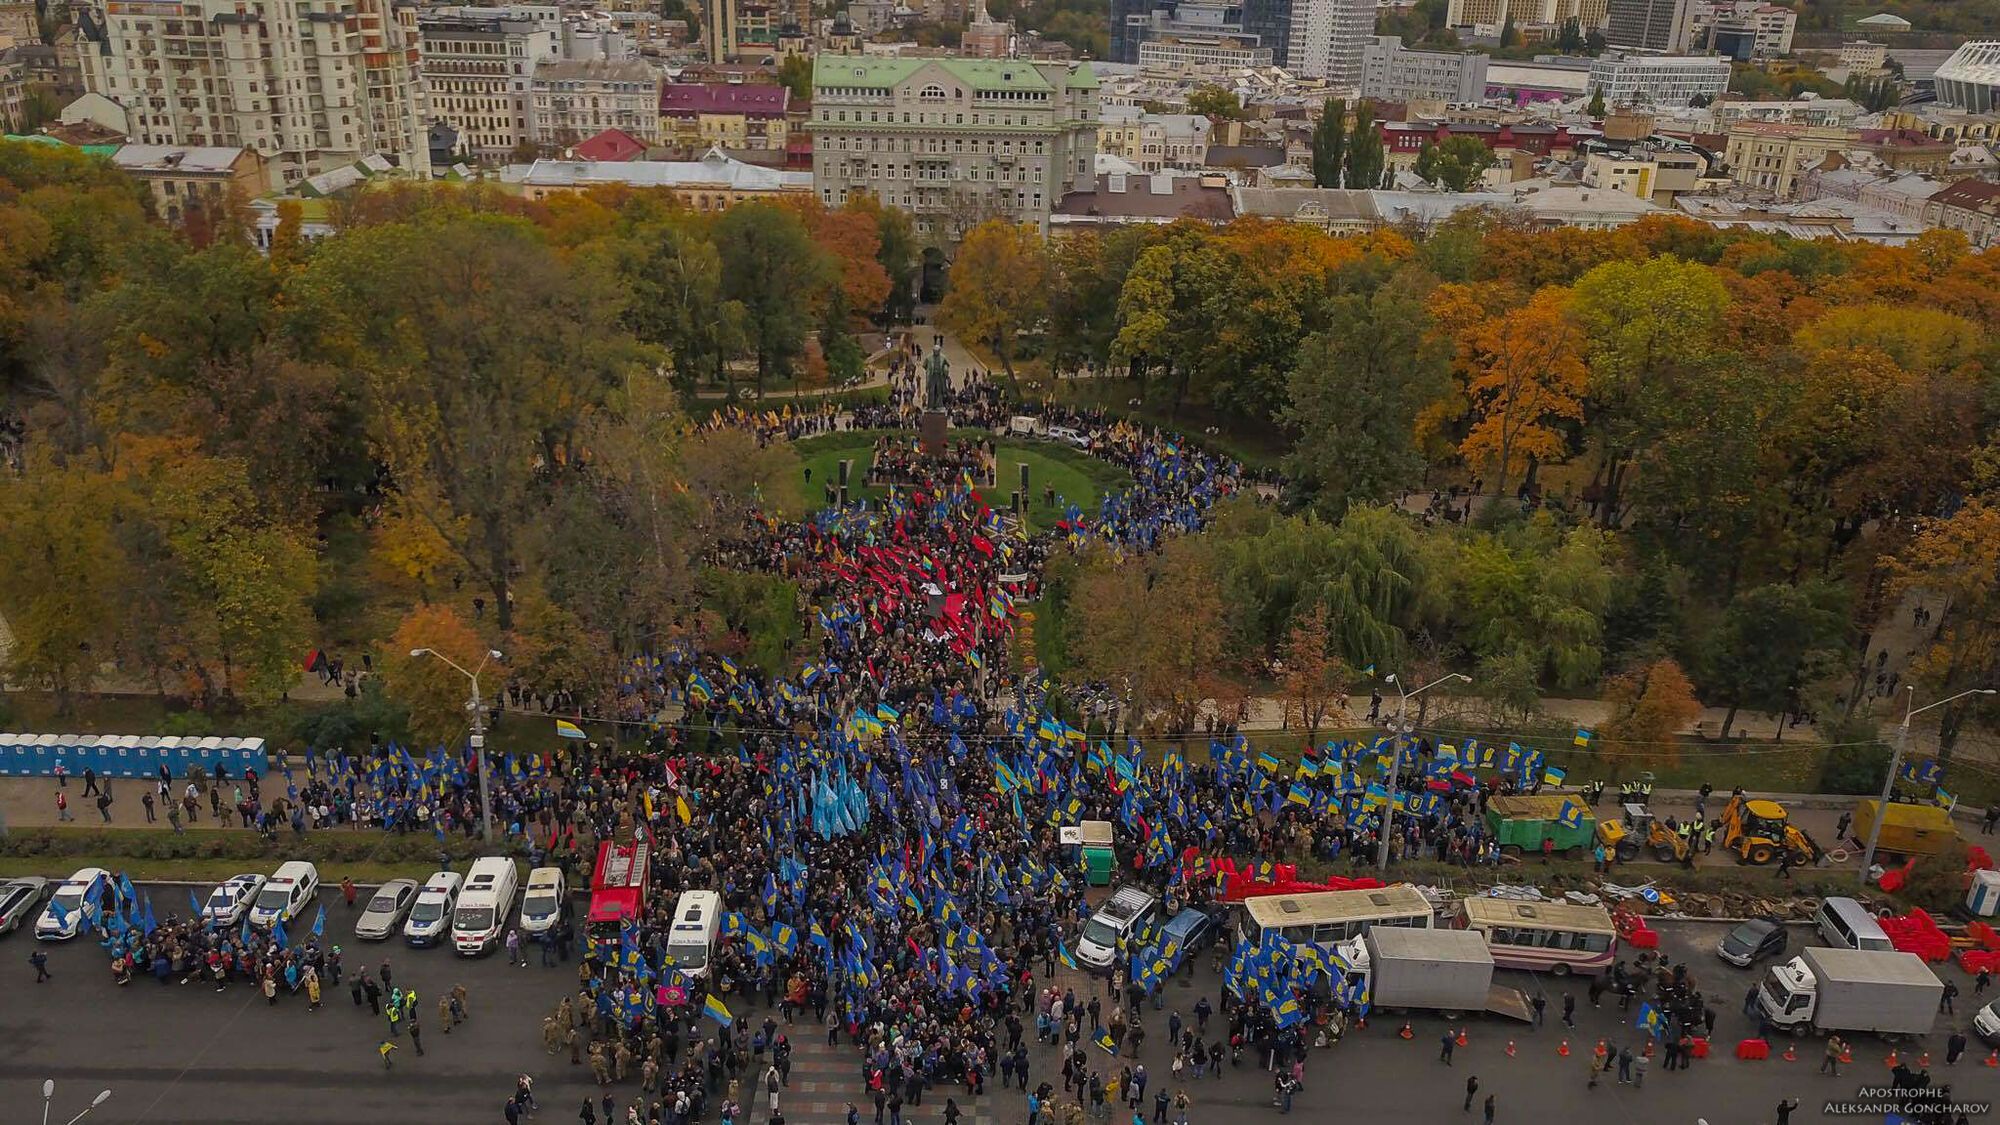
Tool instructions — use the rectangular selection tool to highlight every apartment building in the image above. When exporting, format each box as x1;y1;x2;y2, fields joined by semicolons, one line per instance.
111;142;269;222
1288;0;1374;84
530;58;660;146
1924;179;2000;247
1444;0;1609;35
659;81;790;151
1360;35;1490;103
417;11;556;160
75;0;427;185
1604;0;1690;53
810;56;1099;237
1586;52;1729;105
1722;121;1855;197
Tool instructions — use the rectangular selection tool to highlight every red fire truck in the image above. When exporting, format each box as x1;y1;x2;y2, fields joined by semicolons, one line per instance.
588;839;650;938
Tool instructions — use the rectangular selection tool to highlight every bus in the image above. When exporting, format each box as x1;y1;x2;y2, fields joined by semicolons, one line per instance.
1235;885;1435;953
665;890;723;977
1456;897;1617;977
589;840;650;940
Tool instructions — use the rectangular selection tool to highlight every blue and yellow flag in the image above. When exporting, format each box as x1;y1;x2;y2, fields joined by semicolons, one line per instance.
555;719;587;740
704;995;734;1027
1543;765;1567;787
1573;729;1592;747
1094;1027;1119;1054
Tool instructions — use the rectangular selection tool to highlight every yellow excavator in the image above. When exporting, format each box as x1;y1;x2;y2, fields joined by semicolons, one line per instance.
1720;795;1820;866
1596;805;1691;863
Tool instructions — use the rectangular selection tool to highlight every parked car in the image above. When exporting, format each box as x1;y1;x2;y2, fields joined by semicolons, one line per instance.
201;874;268;930
1973;999;2000;1046
1716;916;1789;968
403;871;464;947
36;867;111;941
0;877;51;935
354;878;421;941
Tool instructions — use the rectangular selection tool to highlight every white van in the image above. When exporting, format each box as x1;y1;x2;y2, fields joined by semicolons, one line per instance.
1007;416;1043;437
665;889;723;977
453;857;520;956
1075;885;1163;972
248;861;319;930
404;870;464;947
1815;896;1893;952
519;866;566;937
35;867;110;941
1045;425;1090;450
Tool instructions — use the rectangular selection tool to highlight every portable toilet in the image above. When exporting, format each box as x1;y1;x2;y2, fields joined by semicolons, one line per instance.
1968;869;2000;917
1080;820;1115;886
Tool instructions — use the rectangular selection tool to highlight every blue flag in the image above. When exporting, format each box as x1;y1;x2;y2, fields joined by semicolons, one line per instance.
312;905;326;938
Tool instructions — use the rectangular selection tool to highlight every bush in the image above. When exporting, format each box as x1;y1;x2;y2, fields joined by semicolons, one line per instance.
1817;738;1891;795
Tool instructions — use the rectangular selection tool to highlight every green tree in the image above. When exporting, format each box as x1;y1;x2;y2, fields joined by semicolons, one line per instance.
1312;97;1347;188
1186;84;1244;121
776;55;813;103
1283;268;1447;513
1556;16;1584;51
716;201;833;393
1701;581;1850;739
616;217;744;393
1587;88;1606;117
1414;135;1496;192
1345;100;1385;191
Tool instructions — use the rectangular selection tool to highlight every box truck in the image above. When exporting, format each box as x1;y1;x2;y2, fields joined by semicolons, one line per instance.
1757;947;1941;1039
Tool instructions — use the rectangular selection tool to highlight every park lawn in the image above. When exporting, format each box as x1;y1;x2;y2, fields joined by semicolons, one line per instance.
1051;377;1290;470
791;430;1130;534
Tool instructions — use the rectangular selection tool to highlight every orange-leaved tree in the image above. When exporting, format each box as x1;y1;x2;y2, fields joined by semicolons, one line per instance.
1452;285;1587;508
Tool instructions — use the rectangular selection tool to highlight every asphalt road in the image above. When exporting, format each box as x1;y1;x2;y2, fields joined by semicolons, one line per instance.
7;888;2000;1125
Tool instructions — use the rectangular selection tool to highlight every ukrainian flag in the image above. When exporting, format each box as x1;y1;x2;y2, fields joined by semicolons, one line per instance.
1544;765;1568;787
704;995;734;1027
1094;1027;1118;1054
1573;728;1592;747
1059;942;1078;970
554;719;587;740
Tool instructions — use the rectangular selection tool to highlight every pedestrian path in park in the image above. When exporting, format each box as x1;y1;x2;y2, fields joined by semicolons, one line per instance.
749;1026;1006;1125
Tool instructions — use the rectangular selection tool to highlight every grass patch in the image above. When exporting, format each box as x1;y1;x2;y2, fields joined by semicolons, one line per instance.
0;855;440;884
0;825;517;885
1051;378;1290;470
792;430;1130;534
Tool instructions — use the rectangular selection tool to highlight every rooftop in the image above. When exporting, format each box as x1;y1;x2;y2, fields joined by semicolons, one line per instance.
534;59;660;85
513;146;812;191
811;56;1097;93
660;81;790;117
111;144;251;174
1054;172;1235;224
570;127;649;162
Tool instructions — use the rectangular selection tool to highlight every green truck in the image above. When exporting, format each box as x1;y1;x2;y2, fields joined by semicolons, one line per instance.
1486;795;1597;858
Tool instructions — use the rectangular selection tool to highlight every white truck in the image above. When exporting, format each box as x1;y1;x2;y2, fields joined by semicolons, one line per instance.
1343;927;1533;1021
1758;946;1942;1039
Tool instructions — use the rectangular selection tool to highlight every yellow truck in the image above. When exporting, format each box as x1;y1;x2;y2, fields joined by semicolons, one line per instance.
1850;799;1959;860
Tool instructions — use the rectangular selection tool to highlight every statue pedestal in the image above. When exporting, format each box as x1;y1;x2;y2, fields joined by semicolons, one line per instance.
920;410;949;457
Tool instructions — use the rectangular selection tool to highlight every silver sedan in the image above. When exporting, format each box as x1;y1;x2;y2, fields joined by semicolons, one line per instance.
0;877;51;936
354;878;420;941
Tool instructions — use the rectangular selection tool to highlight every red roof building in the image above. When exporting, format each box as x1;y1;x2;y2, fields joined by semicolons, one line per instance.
659;82;793;153
569;128;649;162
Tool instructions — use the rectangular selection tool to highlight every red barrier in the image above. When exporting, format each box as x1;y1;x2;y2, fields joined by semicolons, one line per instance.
1207;856;1385;902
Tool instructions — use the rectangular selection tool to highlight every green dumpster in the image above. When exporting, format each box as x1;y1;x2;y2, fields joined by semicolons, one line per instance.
1081;820;1115;886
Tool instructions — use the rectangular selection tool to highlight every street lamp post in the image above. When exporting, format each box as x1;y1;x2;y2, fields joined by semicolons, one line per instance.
42;1083;110;1125
1377;671;1473;873
411;647;504;843
1859;685;1998;886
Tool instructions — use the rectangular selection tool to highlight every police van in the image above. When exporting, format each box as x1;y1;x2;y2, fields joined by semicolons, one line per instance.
453;857;520;956
519;866;567;937
35;867;110;941
665;890;723;977
403;870;464;947
248;861;319;930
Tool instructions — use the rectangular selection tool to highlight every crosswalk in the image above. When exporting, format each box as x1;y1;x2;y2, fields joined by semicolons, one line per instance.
746;1023;1009;1125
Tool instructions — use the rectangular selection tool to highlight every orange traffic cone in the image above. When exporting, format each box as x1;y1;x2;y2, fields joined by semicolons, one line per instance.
1642;1040;1655;1059
1983;1050;1999;1068
1783;1044;1797;1062
1398;1022;1414;1040
1841;1047;1854;1064
1919;1051;1931;1069
1885;1050;1900;1069
1506;1041;1517;1058
1557;1039;1571;1057
1456;1029;1469;1047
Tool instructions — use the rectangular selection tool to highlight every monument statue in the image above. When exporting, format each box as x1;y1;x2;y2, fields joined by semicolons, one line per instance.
923;341;951;411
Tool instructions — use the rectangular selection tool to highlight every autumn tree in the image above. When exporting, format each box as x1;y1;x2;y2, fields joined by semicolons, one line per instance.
383;604;493;751
0;457;121;710
938;219;1050;393
1448;284;1588;508
1186;84;1244;121
1601;658;1702;768
1067;538;1228;735
1281;603;1351;743
1882;501;2000;762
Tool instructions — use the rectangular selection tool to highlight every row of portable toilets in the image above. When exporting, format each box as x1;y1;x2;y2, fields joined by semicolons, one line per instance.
0;734;270;778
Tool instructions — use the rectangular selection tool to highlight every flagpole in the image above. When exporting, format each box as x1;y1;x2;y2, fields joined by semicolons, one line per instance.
1378;673;1470;874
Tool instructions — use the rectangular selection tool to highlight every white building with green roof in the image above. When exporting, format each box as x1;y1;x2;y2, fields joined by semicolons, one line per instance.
810;56;1100;239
